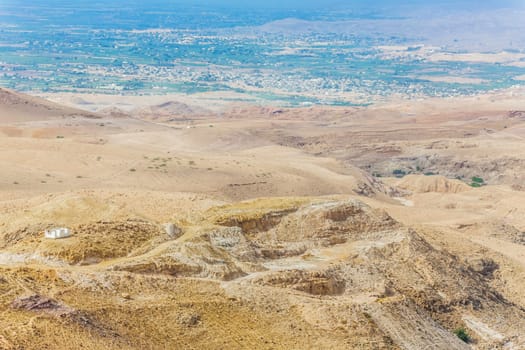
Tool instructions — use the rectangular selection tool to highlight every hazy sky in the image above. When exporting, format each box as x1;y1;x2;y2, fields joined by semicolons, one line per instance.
18;0;516;11
4;0;524;14
174;0;524;10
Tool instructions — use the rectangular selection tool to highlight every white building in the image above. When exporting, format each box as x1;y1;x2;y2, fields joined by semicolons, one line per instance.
44;227;71;239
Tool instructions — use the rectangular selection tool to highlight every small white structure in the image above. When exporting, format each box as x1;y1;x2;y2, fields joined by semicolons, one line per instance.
164;223;181;238
44;227;71;239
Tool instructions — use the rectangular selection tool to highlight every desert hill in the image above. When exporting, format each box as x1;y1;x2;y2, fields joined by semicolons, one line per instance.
0;88;99;123
1;90;525;349
1;193;524;349
0;90;393;202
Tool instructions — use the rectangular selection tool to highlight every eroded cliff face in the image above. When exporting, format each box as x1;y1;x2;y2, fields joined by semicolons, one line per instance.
0;195;522;349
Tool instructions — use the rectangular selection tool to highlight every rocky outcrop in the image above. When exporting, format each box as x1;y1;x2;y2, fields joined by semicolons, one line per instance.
5;196;525;349
395;174;471;194
251;269;345;296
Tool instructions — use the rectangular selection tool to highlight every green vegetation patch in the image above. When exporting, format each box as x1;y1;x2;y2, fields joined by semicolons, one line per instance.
470;176;485;187
392;169;406;177
471;176;484;184
453;328;471;343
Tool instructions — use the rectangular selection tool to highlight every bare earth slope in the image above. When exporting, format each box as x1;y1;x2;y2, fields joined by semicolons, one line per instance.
2;91;525;349
0;88;99;123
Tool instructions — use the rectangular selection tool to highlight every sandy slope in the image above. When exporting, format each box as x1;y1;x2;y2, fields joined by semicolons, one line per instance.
1;88;375;202
2;89;525;349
